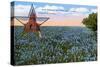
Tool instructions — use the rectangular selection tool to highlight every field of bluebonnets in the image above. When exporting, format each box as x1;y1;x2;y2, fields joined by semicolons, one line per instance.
14;26;97;65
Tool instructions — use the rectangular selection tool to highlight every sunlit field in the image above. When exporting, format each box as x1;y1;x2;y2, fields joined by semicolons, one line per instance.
14;26;97;65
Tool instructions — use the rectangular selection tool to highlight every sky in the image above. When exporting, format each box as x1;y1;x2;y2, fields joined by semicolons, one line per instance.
11;1;97;26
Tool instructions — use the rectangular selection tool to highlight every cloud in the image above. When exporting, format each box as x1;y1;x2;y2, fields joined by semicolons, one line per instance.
36;6;90;17
37;5;64;10
36;5;64;14
91;9;97;13
14;4;65;16
14;5;33;16
69;7;89;13
67;7;96;17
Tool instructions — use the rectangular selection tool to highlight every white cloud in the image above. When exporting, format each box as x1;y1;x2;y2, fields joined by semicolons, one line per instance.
66;12;85;17
69;7;89;13
14;4;65;16
41;5;64;10
14;5;37;16
36;5;64;14
91;9;97;13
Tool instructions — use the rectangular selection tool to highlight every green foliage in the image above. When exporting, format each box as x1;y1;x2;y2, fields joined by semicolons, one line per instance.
82;13;97;31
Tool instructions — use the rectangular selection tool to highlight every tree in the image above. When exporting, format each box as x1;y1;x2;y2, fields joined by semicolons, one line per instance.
82;13;97;31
